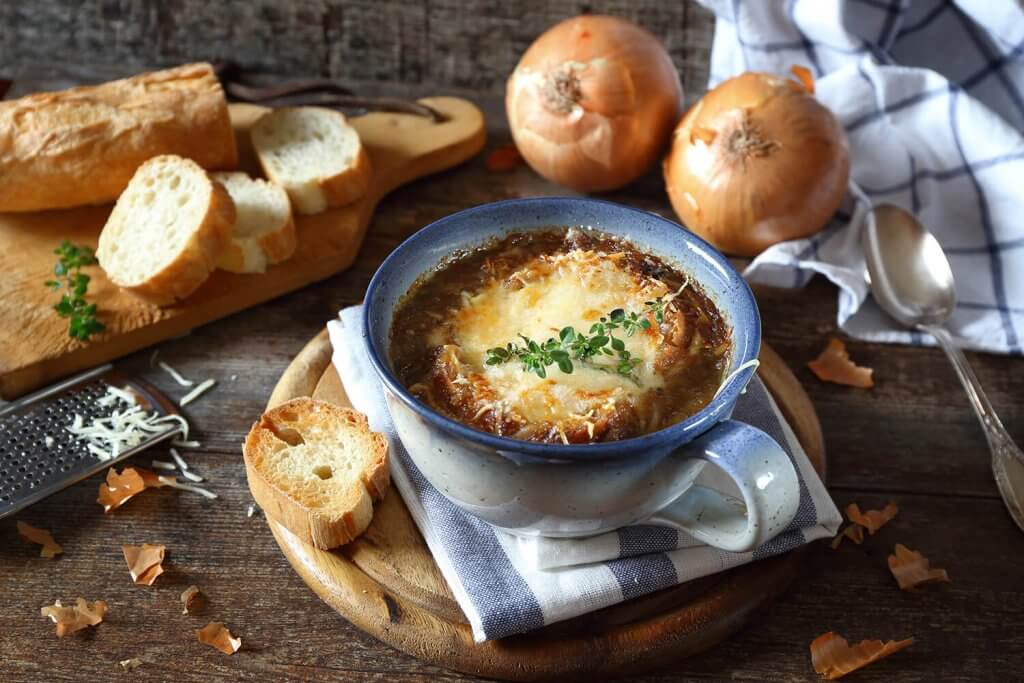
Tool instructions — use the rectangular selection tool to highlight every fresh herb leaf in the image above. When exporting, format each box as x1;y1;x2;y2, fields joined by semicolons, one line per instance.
45;240;104;341
483;298;669;385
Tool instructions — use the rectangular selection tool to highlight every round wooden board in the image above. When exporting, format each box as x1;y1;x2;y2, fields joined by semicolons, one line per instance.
263;329;826;681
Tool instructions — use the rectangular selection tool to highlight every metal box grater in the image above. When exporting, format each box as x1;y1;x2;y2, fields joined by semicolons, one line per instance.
0;364;182;519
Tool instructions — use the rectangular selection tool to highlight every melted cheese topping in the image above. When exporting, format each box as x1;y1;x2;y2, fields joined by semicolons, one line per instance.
438;249;671;427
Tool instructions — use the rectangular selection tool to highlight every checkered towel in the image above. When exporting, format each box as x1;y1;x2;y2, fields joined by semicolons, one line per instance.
700;0;1024;355
328;307;841;642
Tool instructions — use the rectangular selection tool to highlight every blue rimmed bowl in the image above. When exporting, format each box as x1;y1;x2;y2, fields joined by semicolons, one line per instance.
363;198;799;549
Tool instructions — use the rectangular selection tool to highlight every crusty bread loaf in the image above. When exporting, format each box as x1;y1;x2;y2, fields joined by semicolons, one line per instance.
211;172;296;274
251;107;372;215
97;155;235;305
244;398;389;550
0;63;237;213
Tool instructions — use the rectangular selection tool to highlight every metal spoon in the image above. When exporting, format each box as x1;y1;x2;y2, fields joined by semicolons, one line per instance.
863;204;1024;532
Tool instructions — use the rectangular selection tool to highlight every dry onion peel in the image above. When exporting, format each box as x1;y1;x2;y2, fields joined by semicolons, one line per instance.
888;544;951;591
97;466;165;513
40;598;107;637
181;585;204;615
811;632;913;680
197;622;241;655
17;521;63;558
664;68;849;256
122;543;166;585
808;338;874;389
486;143;525;172
830;523;865;549
506;15;682;191
847;502;898;534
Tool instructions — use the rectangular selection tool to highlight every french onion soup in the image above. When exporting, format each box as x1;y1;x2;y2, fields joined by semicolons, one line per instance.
389;229;731;444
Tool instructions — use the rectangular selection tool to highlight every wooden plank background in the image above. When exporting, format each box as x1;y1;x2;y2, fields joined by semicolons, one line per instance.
0;1;715;97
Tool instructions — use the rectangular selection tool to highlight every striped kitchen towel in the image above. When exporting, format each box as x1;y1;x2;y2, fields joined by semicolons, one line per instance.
699;0;1024;355
328;307;841;642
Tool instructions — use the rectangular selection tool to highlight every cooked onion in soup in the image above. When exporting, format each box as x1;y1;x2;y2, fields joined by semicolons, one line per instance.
390;229;731;444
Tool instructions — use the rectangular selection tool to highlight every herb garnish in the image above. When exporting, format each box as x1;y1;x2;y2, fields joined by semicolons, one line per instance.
45;240;105;341
485;298;667;383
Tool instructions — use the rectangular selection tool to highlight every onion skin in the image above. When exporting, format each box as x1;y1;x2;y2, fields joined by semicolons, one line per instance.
506;15;683;192
663;72;850;257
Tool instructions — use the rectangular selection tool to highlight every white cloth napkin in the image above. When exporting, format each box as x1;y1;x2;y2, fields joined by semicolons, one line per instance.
699;0;1024;355
328;307;841;642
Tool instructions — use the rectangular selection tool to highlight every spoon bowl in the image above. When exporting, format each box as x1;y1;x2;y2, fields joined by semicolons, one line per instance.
863;205;956;327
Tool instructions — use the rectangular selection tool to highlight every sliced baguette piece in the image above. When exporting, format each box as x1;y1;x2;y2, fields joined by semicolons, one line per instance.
251;107;372;215
211;172;297;274
97;155;234;305
244;397;389;549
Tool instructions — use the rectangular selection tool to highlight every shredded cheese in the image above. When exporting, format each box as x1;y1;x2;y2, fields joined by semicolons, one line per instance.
179;378;216;407
65;386;188;461
246;504;256;518
158;361;195;387
169;448;189;471
171;439;200;448
97;385;137;407
157;476;217;499
180;469;204;483
713;359;761;400
151;460;177;471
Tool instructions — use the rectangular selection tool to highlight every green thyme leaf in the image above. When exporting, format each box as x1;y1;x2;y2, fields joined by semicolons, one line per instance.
481;298;670;386
46;240;103;342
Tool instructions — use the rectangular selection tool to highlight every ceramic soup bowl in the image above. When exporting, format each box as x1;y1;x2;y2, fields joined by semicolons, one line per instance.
364;198;799;551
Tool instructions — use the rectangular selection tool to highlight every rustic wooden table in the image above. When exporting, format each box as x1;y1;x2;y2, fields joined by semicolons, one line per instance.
2;70;1022;683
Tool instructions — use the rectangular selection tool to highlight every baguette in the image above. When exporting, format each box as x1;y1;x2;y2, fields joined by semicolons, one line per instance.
244;398;389;550
212;172;296;274
0;63;237;213
97;155;235;305
251;107;371;214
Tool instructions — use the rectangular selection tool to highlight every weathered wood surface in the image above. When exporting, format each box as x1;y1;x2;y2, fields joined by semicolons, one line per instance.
0;1;715;100
2;70;1024;682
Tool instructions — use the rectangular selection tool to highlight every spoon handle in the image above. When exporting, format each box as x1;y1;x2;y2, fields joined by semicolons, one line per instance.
920;324;1023;462
920;323;1024;531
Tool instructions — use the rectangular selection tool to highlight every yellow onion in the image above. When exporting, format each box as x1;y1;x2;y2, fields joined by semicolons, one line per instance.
506;15;683;192
663;69;850;256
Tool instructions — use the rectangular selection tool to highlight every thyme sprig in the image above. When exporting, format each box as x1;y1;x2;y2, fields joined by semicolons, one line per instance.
484;298;666;383
45;240;105;341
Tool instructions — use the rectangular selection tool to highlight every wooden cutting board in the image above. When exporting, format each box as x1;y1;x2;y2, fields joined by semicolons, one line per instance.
260;328;826;681
0;97;486;399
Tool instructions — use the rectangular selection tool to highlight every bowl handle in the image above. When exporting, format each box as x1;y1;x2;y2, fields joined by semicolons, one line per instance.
647;420;801;552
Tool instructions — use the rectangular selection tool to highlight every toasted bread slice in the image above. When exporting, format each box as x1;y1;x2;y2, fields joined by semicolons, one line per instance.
251;107;372;215
97;155;234;305
212;172;297;274
244;398;389;549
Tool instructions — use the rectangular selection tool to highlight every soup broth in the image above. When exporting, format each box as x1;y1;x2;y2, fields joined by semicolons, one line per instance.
390;229;731;444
